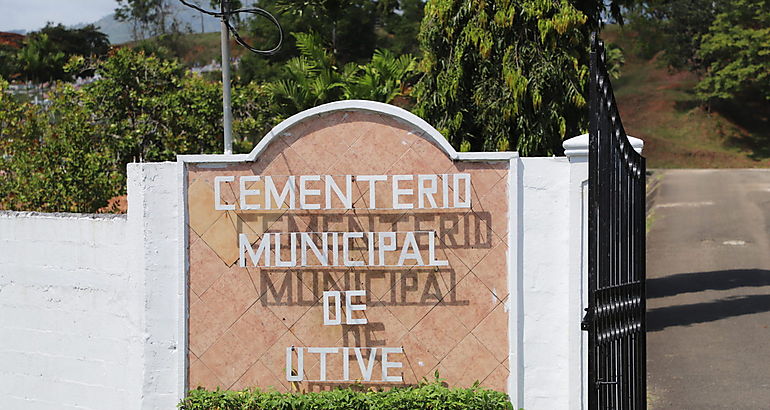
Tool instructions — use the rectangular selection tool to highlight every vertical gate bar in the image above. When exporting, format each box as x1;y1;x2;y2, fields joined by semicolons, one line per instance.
635;165;640;410
604;87;611;409
626;117;631;410
602;42;610;410
629;161;640;408
612;159;628;409
600;76;611;409
628;164;631;410
612;126;618;410
630;169;636;410
608;43;613;409
632;150;636;409
587;33;599;410
623;160;628;409
612;138;617;290
601;56;608;410
610;88;617;410
619;157;624;410
640;156;647;409
633;163;639;409
628;162;633;409
618;148;623;410
634;166;640;410
631;160;637;410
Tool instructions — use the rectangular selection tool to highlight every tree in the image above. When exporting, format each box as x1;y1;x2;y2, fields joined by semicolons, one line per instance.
13;24;110;82
0;44;18;80
0;79;119;212
39;24;110;60
15;34;66;82
341;49;417;101
626;0;726;70
209;1;244;12
116;0;161;40
265;32;416;117
414;0;600;155
0;30;418;213
695;0;770;104
237;0;421;83
265;32;344;115
81;48;221;166
115;0;189;40
255;0;380;63
377;0;425;56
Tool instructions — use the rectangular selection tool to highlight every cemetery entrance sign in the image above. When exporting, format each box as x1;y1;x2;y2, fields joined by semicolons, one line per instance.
179;101;517;393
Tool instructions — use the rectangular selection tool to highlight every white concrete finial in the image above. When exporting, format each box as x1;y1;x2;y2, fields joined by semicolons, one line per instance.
562;133;643;159
562;134;590;158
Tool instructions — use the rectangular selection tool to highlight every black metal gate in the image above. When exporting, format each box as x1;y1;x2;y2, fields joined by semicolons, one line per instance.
584;33;647;409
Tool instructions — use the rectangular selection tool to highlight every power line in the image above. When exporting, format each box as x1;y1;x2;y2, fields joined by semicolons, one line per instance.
178;0;283;154
178;0;283;55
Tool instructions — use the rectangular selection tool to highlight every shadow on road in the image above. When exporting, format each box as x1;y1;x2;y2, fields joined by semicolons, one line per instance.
647;269;770;332
648;294;770;331
648;269;770;298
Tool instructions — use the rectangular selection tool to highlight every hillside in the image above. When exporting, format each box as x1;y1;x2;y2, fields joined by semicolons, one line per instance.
77;2;221;45
606;27;770;168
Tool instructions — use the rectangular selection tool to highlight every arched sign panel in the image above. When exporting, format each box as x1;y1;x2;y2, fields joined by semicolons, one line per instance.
180;101;515;393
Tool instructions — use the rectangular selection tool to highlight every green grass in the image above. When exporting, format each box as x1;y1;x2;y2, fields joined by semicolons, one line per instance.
606;25;770;168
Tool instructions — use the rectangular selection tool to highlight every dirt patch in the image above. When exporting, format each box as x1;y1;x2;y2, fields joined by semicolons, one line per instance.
98;195;128;214
610;31;768;169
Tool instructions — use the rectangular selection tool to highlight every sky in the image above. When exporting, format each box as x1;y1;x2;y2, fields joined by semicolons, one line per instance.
0;0;119;32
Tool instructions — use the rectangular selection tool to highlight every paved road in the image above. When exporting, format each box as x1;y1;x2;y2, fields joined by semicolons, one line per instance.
647;169;770;409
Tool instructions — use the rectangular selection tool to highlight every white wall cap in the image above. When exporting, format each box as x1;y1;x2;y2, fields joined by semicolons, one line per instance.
458;152;519;161
176;153;249;163
562;133;643;158
177;100;518;163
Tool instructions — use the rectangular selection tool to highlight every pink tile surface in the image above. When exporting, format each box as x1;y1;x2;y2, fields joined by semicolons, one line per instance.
186;110;510;393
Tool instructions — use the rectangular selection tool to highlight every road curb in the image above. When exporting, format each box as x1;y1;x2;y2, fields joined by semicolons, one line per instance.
646;170;662;214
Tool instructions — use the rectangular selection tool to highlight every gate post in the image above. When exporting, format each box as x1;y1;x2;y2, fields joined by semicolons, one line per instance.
564;134;590;410
563;134;643;410
126;162;188;409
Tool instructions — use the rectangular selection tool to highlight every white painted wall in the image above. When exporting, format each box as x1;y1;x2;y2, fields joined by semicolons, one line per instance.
0;162;184;410
126;162;186;410
0;212;141;410
516;157;573;409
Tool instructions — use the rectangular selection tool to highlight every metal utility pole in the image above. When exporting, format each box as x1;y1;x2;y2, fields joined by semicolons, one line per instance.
220;0;234;155
179;0;283;155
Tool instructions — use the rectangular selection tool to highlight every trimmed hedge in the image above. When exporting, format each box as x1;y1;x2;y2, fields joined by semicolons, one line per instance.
178;381;513;410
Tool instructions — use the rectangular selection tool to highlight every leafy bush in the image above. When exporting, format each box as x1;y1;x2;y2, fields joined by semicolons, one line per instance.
265;32;417;119
0;79;120;212
179;381;513;410
1;40;419;213
0;49;269;213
